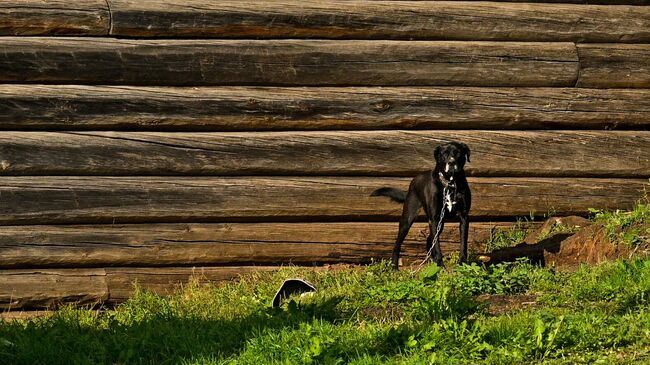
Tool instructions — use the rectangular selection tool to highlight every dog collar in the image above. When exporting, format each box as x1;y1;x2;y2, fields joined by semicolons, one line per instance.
438;172;456;188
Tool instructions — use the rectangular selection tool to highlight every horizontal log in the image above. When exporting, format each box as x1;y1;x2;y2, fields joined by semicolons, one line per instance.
0;222;530;268
1;131;648;178
0;266;275;309
577;44;650;88
0;310;53;321
104;266;274;303
0;269;107;310
108;1;650;42
2;86;650;131
373;1;650;4
0;38;578;87
0;177;645;224
0;0;109;36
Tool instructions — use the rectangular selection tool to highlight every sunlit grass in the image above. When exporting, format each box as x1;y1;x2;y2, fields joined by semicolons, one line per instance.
1;259;649;364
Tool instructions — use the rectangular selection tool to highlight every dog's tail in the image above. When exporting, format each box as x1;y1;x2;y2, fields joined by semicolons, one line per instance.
370;187;407;203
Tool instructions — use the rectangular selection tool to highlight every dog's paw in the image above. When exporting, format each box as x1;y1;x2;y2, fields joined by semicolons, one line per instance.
391;256;400;270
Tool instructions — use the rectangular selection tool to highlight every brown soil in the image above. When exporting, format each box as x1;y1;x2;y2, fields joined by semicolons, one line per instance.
544;223;650;269
480;217;649;270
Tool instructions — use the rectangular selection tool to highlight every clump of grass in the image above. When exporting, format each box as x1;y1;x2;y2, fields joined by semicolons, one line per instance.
485;219;529;252
589;196;650;246
2;259;649;364
536;221;582;242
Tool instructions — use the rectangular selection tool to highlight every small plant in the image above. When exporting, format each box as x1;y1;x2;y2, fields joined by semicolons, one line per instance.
536;221;581;241
447;259;535;296
589;197;650;247
485;220;529;252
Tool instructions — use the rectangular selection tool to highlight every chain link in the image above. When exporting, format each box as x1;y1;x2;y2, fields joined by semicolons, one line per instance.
416;185;450;269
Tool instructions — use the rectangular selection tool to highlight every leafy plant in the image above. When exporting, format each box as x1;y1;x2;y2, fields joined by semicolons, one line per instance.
448;259;535;296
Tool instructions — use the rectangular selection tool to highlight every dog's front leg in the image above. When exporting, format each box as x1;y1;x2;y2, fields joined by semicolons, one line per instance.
429;216;445;266
459;213;469;263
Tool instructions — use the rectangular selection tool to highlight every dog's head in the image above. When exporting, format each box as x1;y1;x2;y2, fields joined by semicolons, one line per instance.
434;142;470;177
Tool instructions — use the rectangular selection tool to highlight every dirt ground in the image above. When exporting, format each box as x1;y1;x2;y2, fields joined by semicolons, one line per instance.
482;216;650;270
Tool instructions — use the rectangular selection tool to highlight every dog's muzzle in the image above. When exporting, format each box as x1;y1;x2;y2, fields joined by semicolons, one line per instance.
445;163;459;174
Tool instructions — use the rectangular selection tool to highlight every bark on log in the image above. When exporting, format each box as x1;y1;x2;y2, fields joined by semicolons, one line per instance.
0;0;109;36
0;38;578;86
372;1;650;4
104;266;275;303
577;44;650;88
0;266;276;309
2;86;650;131
0;269;107;310
0;177;645;224
0;131;648;178
108;1;650;42
0;222;526;268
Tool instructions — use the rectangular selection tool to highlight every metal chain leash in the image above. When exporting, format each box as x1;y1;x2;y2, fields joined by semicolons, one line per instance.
416;185;450;269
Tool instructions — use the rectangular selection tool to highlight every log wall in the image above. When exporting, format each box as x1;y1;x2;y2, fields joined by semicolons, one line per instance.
0;0;648;310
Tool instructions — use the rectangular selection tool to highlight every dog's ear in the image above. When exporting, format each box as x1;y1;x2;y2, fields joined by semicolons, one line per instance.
434;145;443;162
460;143;471;163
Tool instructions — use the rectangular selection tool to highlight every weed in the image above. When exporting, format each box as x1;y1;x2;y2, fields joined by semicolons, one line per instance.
536;222;582;241
485;219;529;252
589;198;650;246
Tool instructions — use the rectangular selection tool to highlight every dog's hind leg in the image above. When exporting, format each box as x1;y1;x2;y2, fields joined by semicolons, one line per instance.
459;214;470;263
392;192;421;270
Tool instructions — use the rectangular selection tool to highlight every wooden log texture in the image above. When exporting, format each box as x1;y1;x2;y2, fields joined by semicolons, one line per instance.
0;222;528;268
0;177;645;224
0;0;109;36
104;267;275;303
577;44;650;88
0;131;647;178
2;86;650;131
108;1;650;42
0;266;275;309
371;1;650;4
0;269;107;310
1;310;54;321
0;38;578;87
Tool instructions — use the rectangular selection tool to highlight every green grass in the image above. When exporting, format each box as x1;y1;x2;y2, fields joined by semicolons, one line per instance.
589;197;650;247
2;259;650;365
485;198;650;253
485;219;529;252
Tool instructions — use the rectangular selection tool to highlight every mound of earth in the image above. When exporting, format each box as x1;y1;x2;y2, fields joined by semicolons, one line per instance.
480;217;649;270
544;222;649;269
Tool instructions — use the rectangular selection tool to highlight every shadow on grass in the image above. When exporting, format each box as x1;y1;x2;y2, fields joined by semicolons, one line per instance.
1;294;419;365
0;296;347;364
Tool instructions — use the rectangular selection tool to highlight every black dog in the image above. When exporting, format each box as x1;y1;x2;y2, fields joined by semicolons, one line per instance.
371;142;471;269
